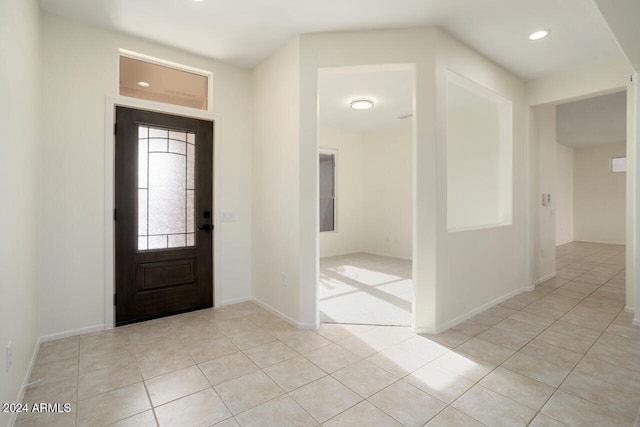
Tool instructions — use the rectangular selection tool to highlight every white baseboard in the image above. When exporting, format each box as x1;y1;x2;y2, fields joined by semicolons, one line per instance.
534;272;556;286
625;306;635;313
39;324;104;343
419;286;527;335
217;296;252;307
320;250;412;261
8;338;41;427
633;317;640;327
413;325;437;334
251;297;318;329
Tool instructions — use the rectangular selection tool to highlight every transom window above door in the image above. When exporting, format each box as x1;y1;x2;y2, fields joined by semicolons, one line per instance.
119;51;211;110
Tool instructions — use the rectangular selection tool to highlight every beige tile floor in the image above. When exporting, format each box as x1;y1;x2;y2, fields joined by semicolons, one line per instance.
16;242;640;426
320;253;413;326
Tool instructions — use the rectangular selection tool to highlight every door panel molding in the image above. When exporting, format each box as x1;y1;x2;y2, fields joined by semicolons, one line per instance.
137;258;197;291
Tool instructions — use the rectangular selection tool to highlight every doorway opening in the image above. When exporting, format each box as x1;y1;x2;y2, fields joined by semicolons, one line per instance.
554;91;627;248
532;89;628;309
317;65;415;326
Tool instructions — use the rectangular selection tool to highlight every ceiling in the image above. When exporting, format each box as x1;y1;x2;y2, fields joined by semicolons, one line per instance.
556;91;627;149
39;0;622;81
39;0;630;137
318;66;413;133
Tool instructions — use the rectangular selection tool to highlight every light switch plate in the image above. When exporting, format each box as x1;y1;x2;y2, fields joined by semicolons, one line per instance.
220;211;235;222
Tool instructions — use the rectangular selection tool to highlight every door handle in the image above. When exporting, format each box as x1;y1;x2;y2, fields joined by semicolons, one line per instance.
198;224;212;232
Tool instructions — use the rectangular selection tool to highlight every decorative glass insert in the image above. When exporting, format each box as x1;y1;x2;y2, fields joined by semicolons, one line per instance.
138;125;196;250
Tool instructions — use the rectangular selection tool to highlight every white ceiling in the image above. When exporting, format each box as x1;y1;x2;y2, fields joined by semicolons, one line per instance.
39;0;622;80
39;0;630;137
556;91;627;149
318;66;414;133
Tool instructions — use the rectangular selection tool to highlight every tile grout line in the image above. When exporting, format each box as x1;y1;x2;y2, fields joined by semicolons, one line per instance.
509;258;628;425
438;253;624;426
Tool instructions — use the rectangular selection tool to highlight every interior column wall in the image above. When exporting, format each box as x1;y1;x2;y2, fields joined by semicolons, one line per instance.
532;105;557;283
433;30;527;330
251;37;305;325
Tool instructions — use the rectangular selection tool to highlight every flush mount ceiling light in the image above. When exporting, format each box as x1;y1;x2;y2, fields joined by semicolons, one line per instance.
137;81;150;88
529;29;551;40
349;98;375;110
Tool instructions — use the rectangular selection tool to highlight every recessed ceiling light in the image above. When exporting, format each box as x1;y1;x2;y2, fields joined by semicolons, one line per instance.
529;29;551;40
137;81;150;88
349;98;375;110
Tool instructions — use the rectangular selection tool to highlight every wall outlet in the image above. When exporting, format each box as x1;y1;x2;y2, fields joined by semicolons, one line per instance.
6;341;12;373
281;272;288;288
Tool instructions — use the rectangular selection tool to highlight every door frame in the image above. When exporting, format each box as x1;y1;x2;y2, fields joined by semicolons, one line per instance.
104;96;220;329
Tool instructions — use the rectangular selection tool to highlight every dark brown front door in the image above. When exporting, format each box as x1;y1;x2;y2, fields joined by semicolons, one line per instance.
115;107;213;326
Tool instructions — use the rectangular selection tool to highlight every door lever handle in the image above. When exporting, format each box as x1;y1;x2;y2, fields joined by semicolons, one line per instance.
198;224;212;232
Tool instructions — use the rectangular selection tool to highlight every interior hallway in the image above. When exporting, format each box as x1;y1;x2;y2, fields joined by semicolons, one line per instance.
15;242;639;426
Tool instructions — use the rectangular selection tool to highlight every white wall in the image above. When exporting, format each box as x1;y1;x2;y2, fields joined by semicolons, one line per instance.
0;0;41;422
40;13;253;336
319;122;412;260
555;143;574;245
251;37;305;325
574;142;626;244
361;121;413;259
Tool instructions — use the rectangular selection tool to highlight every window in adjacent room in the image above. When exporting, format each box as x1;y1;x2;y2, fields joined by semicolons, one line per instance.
119;50;211;110
611;156;627;173
319;151;336;232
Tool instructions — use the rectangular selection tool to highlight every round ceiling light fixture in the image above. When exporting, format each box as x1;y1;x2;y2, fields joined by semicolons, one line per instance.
349;98;375;110
137;81;151;88
529;29;551;40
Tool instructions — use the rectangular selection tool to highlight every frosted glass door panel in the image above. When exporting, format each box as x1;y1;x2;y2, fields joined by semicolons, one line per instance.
138;125;196;250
